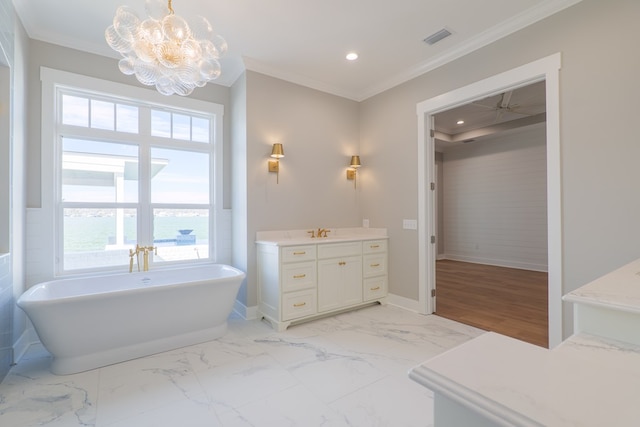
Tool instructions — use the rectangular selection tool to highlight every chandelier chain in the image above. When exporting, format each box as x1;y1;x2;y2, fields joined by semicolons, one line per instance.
167;0;174;15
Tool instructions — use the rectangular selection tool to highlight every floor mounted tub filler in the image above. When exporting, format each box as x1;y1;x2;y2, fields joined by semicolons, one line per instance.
17;264;245;375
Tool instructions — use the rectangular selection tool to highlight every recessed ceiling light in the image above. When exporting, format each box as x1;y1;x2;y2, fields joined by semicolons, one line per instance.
346;52;358;61
457;120;464;125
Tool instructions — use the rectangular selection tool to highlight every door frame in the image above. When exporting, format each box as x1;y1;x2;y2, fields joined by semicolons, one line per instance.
416;53;563;348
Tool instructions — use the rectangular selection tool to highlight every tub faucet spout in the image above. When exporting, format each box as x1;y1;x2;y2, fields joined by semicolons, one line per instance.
129;244;141;273
142;246;157;272
129;244;157;272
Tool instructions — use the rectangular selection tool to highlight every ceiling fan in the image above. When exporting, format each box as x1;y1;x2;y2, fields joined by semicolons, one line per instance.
472;90;539;122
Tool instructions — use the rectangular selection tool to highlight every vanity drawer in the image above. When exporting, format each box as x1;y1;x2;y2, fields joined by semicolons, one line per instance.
363;239;387;254
317;242;362;259
363;253;387;277
282;261;316;292
282;245;316;263
282;289;317;321
364;276;387;301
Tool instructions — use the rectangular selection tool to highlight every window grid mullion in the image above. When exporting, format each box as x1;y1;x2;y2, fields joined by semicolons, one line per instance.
138;105;152;247
54;78;219;274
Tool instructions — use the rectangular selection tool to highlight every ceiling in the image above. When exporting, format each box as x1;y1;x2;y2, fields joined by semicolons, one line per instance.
434;80;547;151
13;0;581;101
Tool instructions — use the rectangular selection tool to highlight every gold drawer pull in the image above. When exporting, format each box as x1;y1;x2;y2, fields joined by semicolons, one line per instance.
370;263;380;267
293;274;306;279
293;251;306;255
338;261;346;266
293;302;306;308
370;286;381;291
370;244;380;249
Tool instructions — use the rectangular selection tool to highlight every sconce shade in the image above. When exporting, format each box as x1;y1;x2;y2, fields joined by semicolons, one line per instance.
350;155;361;168
271;143;285;158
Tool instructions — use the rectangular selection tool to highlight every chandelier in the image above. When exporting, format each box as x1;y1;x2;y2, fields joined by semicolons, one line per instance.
105;0;227;96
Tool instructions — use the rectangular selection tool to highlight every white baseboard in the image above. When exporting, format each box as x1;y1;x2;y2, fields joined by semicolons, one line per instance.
233;299;259;320
13;326;39;363
386;293;425;314
442;254;548;273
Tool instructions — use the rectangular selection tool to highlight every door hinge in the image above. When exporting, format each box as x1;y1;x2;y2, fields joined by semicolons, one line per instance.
430;182;435;191
430;129;435;138
431;289;436;297
430;235;436;244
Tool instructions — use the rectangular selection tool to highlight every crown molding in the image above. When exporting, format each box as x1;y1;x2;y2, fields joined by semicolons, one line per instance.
242;56;361;101
360;0;583;101
14;0;583;101
243;0;583;102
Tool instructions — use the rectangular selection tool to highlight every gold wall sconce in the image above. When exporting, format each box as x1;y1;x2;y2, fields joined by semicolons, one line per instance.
269;143;284;183
346;155;361;188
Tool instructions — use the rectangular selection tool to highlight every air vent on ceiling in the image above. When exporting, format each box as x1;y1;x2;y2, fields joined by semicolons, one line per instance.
463;139;476;144
423;28;452;46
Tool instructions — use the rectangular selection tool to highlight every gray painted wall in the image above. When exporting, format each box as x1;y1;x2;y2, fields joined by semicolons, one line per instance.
230;72;248;306
241;71;360;307
359;0;640;337
0;0;14;383
6;0;640;348
0;0;28;381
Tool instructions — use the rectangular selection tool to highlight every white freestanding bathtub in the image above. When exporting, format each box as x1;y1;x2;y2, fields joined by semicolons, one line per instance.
17;264;245;375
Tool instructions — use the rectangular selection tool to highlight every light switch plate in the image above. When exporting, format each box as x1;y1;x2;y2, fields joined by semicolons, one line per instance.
363;219;369;228
403;219;417;230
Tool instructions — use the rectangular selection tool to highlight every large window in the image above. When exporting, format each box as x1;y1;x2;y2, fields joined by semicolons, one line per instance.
50;78;222;274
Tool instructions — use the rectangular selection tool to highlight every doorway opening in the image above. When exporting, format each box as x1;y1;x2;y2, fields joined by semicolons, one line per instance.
433;81;548;347
417;53;563;348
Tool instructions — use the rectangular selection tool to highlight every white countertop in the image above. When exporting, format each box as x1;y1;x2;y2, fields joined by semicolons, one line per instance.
409;332;640;426
563;258;640;314
256;227;388;246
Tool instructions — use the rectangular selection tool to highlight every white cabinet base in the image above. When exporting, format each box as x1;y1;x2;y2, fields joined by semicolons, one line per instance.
261;300;385;332
257;230;388;332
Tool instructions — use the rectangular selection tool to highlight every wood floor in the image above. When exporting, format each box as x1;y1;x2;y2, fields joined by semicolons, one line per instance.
435;259;548;348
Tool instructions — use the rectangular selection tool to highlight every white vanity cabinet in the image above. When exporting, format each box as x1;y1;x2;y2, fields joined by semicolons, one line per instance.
256;229;388;331
256;244;318;326
317;242;362;312
362;239;388;301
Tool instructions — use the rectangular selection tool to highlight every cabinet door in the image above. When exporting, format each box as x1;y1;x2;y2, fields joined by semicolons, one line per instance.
317;259;342;312
317;255;362;312
341;256;363;307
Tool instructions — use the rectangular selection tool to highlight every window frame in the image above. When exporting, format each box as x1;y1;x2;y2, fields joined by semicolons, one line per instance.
41;67;224;277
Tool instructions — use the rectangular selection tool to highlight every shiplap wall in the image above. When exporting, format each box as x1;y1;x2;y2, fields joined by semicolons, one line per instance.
441;124;547;271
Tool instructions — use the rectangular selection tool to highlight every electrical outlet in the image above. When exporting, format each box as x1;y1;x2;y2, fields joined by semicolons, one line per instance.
363;219;369;228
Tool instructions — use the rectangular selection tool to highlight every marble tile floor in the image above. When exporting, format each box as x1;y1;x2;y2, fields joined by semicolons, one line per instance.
0;304;483;427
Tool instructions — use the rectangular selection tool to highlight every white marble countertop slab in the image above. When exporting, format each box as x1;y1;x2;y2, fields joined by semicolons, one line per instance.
256;227;388;246
409;332;640;427
563;258;640;314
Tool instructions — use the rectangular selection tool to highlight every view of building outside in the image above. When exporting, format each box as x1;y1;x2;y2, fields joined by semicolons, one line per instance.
59;92;214;272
